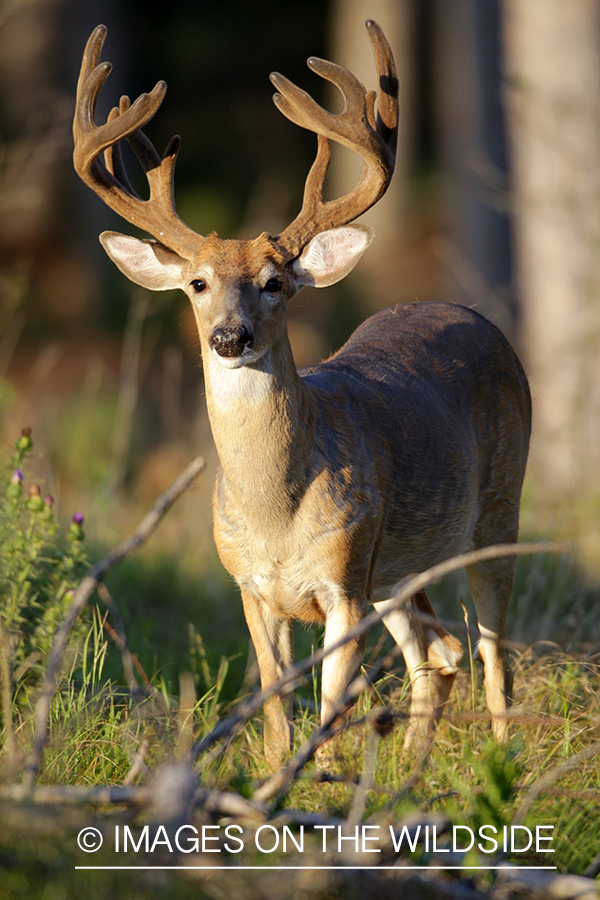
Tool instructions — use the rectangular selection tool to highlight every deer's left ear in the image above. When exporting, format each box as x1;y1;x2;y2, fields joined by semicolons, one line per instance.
292;224;374;288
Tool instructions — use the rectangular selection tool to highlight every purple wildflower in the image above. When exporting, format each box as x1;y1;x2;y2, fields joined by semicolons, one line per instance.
72;512;84;524
11;469;24;483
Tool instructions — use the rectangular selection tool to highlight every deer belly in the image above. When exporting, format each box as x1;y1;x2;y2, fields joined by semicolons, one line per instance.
369;514;475;600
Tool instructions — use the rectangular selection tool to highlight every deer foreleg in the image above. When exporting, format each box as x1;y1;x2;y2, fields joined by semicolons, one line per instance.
316;597;366;767
241;590;294;769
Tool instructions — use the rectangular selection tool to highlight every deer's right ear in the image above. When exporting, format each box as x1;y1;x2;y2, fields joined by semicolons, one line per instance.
100;232;186;291
292;225;374;289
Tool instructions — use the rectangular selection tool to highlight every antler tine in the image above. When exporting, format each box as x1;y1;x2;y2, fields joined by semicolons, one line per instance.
272;20;398;260
73;26;201;259
367;19;399;157
105;103;139;198
76;24;108;104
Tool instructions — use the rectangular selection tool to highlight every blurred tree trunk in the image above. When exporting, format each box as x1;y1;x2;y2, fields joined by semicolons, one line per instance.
0;0;69;259
432;0;516;342
503;0;600;503
327;0;415;310
0;0;104;330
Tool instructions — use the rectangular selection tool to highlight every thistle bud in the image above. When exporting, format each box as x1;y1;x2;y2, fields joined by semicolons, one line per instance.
69;512;85;541
40;494;55;521
16;427;32;454
7;468;24;499
26;484;45;512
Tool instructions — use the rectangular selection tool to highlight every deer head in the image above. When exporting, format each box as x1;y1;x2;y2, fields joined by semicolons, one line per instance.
73;22;398;364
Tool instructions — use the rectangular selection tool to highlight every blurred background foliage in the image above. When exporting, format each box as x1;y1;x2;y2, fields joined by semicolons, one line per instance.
0;0;599;686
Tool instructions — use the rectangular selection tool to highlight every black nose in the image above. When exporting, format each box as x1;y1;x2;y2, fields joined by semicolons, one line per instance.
209;325;254;358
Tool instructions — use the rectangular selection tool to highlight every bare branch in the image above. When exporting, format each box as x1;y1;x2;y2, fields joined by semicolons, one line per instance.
122;736;150;786
0;780;266;822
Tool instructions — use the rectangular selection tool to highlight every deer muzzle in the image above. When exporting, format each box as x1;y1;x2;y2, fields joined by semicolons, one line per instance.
209;325;254;358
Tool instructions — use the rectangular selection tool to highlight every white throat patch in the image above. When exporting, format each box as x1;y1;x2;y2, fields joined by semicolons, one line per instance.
206;348;273;409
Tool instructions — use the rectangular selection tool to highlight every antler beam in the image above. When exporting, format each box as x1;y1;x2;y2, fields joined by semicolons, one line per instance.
271;19;399;259
73;25;201;259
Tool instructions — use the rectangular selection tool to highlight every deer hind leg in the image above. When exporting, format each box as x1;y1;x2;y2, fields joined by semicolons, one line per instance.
374;590;463;747
466;556;515;743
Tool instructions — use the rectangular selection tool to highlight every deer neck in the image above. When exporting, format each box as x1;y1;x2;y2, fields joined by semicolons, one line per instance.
202;335;314;525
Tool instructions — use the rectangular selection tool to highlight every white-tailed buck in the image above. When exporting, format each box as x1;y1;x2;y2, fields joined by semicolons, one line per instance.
74;23;531;765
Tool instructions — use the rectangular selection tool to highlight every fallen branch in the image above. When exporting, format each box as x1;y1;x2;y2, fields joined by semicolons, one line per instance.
585;846;600;879
496;864;600;900
0;780;266;822
22;455;206;791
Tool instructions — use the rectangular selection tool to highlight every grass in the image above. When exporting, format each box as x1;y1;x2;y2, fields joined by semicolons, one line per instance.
5;616;599;867
0;428;599;898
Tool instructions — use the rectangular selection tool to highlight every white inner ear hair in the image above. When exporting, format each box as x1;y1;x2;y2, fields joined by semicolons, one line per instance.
303;227;368;276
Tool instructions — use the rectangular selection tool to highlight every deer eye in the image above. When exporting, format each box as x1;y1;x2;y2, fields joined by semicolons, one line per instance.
264;278;282;293
191;279;207;293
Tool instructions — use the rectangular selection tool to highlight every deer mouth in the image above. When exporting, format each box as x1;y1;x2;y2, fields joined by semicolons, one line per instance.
210;344;271;369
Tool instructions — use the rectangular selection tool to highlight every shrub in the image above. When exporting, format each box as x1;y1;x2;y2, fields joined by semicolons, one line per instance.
0;428;89;713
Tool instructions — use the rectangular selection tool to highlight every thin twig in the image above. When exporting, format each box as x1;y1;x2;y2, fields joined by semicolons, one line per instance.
97;582;138;690
347;718;379;827
584;846;600;879
22;455;206;791
98;613;168;713
122;736;150;786
190;541;569;766
101;613;161;691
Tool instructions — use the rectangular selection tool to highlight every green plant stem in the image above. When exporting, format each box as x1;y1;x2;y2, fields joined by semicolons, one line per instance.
0;616;15;763
22;455;206;791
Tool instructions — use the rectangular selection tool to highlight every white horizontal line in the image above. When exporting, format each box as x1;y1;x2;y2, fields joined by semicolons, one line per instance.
75;865;558;871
